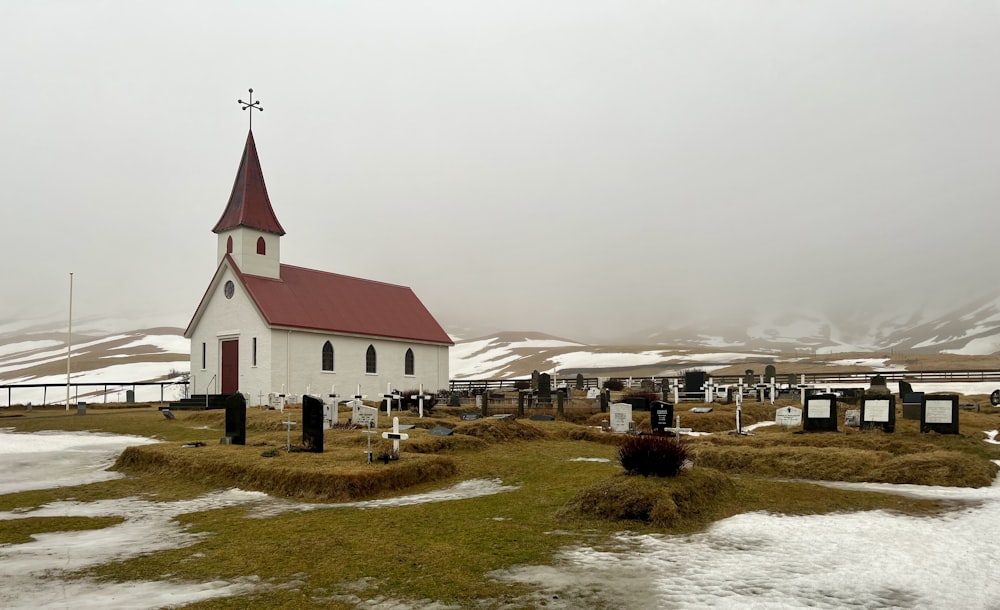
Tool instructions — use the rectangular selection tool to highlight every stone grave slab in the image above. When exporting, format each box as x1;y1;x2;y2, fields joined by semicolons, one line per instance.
623;396;650;411
775;406;802;427
529;414;555;421
429;425;454;437
461;413;481;421
352;404;378;429
921;394;959;435
803;394;838;432
609;402;633;433
902;392;924;420
861;396;895;433
223;393;247;445
302;394;324;452
650;401;674;435
689;407;713;413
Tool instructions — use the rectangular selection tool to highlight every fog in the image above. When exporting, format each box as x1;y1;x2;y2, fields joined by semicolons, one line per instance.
2;2;998;342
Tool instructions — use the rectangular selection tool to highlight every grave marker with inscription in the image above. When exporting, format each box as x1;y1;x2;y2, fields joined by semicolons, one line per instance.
609;402;633;433
775;405;803;428
861;396;895;433
352;404;378;429
921;394;959;435
803;393;838;432
650;401;674;435
223;393;247;445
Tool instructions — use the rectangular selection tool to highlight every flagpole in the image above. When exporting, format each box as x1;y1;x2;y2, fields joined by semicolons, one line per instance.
66;272;73;411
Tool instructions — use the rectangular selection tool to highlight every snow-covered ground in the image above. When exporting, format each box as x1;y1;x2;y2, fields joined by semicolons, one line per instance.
3;428;1000;608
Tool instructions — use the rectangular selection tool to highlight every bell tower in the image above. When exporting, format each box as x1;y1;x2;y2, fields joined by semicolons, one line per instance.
212;128;285;279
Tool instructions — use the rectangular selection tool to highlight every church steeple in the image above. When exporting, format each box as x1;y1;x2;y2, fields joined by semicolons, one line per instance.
214;129;283;279
213;130;285;236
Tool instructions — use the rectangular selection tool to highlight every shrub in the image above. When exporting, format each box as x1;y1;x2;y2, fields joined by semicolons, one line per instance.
618;435;689;477
513;380;530;390
604;379;624;391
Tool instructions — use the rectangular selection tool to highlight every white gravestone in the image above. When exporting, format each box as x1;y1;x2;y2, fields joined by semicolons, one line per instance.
268;392;285;412
925;399;953;424
863;399;891;423
609;403;633;433
586;388;600;400
352;404;378;429
775;406;803;427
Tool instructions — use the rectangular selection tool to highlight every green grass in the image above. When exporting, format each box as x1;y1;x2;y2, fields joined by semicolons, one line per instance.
3;405;999;608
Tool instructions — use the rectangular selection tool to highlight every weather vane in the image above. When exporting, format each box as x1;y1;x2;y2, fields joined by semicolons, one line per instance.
237;88;263;129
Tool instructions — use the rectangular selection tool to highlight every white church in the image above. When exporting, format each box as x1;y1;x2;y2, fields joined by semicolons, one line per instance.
185;129;452;406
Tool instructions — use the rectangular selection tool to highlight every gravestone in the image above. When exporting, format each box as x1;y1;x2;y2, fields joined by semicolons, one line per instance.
744;369;755;387
843;409;861;428
764;364;776;380
990;389;1000;407
429;425;454;437
599;388;609;413
223;393;246;445
586;388;600;400
650;401;675;435
775;405;802;427
531;370;540;391
867;374;891;397
902;392;924;420
537;373;552;405
461;412;481;421
162;408;175;420
861;396;895;433
352;403;378;429
898;380;914;397
529;414;555;421
609;402;633;433
623;396;650;411
268;392;284;411
690;406;713;413
803;394;838;432
684;371;707;395
381;417;409;458
448;392;462;407
640;379;655;392
921;394;960;435
301;394;324;452
77;402;87;415
576;373;585;390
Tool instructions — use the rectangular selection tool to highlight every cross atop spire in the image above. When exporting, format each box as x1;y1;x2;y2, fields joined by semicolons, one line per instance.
238;88;263;130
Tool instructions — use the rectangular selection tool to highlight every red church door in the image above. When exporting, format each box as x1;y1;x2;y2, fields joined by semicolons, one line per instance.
221;339;239;394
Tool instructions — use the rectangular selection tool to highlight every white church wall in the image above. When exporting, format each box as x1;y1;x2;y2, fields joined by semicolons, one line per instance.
188;265;271;404
215;228;280;279
269;330;450;402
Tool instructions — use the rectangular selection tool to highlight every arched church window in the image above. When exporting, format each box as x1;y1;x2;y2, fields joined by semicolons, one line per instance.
226;236;233;254
257;236;266;255
366;345;377;374
404;348;415;375
322;341;334;371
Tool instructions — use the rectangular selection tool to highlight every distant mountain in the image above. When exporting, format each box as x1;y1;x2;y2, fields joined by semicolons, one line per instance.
2;291;999;400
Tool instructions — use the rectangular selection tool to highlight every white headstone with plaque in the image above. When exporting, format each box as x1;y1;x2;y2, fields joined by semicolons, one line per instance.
352;404;378;429
609;402;633;433
775;406;803;427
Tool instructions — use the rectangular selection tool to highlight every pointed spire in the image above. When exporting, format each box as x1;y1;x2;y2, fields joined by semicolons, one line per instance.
212;130;286;236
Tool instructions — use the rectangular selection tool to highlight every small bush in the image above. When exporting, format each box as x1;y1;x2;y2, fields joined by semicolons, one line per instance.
618;435;689;477
604;379;624;391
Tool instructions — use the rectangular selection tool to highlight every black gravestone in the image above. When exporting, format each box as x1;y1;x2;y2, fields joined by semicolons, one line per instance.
302;394;324;452
803;393;838;432
684;371;707;394
650;401;675;435
902;392;924;420
623;396;650;411
898;380;914;397
537;373;552;404
764;364;776;380
860;396;895;433
921;394;960;435
448;392;462;407
223;393;247;445
576;373;585;390
990;389;1000;407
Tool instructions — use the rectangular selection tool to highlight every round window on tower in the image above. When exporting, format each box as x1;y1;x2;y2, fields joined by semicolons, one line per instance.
224;280;235;299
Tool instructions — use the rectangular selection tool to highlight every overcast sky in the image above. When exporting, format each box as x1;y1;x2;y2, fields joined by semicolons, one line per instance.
2;1;998;342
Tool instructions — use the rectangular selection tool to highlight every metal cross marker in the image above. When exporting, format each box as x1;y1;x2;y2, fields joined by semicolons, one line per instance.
238;88;263;129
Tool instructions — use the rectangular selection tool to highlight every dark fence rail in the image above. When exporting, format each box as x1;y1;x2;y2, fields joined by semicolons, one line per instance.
1;381;189;407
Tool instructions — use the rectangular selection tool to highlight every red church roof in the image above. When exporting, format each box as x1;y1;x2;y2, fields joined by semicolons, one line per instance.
212;130;286;236
186;257;453;345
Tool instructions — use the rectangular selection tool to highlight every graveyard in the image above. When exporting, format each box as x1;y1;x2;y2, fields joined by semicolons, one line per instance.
3;378;1000;607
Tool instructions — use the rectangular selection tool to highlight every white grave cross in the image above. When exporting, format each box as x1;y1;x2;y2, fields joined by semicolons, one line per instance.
796;374;815;406
325;385;340;429
381;416;410;458
670;378;682;404
410;384;433;418
702;377;718;403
